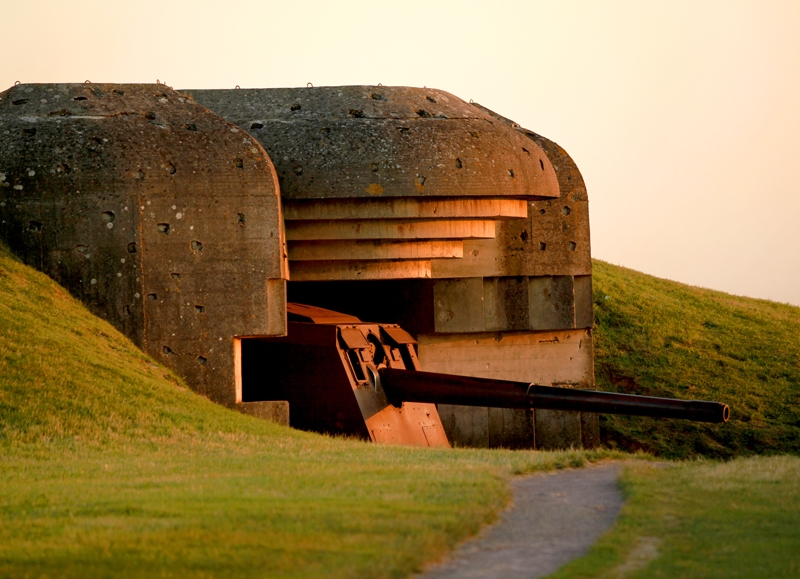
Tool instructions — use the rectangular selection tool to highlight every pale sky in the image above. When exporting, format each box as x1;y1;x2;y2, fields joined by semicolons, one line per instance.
3;0;799;305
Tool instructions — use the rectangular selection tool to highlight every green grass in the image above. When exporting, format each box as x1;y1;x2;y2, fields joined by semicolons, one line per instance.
4;240;800;577
550;456;800;578
593;260;800;459
0;241;622;578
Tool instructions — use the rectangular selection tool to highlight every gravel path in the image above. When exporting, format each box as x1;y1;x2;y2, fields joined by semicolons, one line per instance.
415;462;623;579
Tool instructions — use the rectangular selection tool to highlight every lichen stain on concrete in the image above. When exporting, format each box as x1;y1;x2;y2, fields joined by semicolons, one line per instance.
365;183;384;195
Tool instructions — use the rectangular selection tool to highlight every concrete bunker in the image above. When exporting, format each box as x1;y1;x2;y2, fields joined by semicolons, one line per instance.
2;82;601;448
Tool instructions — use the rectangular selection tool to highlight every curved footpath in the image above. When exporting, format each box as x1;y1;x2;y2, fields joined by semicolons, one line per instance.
415;462;623;579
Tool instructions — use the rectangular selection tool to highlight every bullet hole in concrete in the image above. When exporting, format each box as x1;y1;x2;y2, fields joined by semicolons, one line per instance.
162;346;173;356
469;131;479;138
157;223;170;234
290;103;301;111
562;206;571;216
455;158;462;169
539;242;547;251
112;89;125;95
238;213;245;226
416;175;426;187
171;272;180;280
76;245;88;253
144;111;156;120
56;163;71;174
508;169;515;178
197;356;207;366
11;99;28;105
397;127;410;134
320;127;330;134
416;109;431;118
568;241;577;251
195;305;205;313
520;229;529;242
148;293;157;301
250;122;263;129
191;240;203;252
167;163;176;175
539;208;546;215
293;165;303;176
21;128;36;136
234;157;244;169
184;123;198;131
134;170;145;181
102;211;115;223
370;163;379;172
122;305;131;317
349;109;365;118
72;96;88;101
426;96;437;103
28;221;42;232
539;159;545;170
127;242;137;254
522;147;530;155
370;93;383;100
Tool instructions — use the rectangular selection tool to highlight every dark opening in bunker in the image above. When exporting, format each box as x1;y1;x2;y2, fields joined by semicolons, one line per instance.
239;333;370;437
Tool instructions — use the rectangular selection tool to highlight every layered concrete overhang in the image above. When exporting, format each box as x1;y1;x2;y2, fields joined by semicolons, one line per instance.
187;86;579;282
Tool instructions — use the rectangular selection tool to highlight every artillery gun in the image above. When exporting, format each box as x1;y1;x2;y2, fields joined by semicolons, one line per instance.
241;304;729;447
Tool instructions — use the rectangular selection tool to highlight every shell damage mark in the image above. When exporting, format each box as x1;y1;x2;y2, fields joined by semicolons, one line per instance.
195;305;205;313
415;175;426;191
191;240;203;252
157;223;170;234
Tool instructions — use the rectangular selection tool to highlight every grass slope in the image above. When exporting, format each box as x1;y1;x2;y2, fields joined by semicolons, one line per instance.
553;456;800;578
592;260;800;458
0;242;620;579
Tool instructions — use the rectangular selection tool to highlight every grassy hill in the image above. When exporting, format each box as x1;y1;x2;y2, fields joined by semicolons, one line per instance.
592;260;800;459
2;239;799;576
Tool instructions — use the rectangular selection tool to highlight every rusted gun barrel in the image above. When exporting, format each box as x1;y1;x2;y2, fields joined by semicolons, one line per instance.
378;368;730;423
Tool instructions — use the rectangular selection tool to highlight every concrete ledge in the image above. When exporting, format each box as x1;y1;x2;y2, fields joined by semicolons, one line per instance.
235;401;290;426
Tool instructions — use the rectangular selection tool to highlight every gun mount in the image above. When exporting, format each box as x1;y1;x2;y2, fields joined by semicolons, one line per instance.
241;304;729;448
